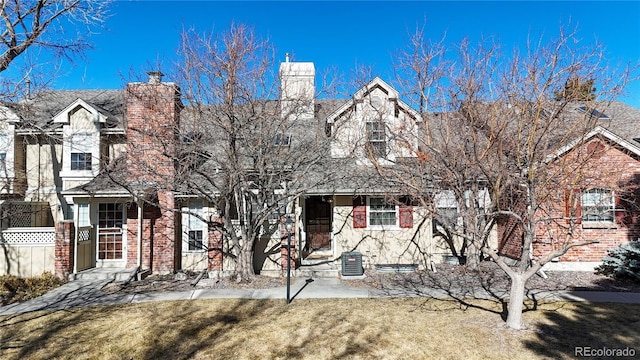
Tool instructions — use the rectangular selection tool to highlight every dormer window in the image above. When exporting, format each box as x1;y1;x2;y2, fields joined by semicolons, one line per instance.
70;133;93;171
274;133;292;146
366;121;386;158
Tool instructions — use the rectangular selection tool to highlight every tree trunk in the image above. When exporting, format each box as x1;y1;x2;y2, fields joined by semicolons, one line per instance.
236;245;255;281
505;272;526;330
465;246;480;268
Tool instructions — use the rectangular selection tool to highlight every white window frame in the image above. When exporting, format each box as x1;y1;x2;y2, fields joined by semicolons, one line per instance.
183;200;207;252
0;131;15;179
70;133;94;171
367;196;398;229
435;190;459;229
582;188;615;223
77;203;90;227
365;121;387;158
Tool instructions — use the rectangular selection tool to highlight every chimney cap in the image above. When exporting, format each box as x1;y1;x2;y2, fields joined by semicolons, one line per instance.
147;71;164;84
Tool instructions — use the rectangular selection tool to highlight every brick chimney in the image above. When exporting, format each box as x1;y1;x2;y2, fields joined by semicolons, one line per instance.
125;72;182;274
125;71;181;183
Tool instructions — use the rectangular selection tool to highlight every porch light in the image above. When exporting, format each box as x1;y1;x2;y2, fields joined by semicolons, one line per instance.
285;216;294;232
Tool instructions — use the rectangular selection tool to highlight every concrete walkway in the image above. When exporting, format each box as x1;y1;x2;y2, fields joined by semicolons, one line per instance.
2;277;640;316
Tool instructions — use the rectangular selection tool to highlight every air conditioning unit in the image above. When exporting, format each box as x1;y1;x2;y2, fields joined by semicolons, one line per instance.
341;252;363;276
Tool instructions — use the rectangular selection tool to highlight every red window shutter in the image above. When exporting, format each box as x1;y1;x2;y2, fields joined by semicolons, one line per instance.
399;205;413;228
615;195;627;225
564;188;582;224
353;196;367;228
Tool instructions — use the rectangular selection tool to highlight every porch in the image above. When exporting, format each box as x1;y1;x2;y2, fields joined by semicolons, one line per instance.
70;267;138;281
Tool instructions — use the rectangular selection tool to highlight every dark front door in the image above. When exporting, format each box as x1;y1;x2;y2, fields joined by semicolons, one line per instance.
305;196;332;251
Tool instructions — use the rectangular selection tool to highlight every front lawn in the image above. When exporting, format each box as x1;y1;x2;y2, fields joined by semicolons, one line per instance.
1;298;638;359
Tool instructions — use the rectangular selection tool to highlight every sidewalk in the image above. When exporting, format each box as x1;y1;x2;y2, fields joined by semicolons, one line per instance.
2;277;640;316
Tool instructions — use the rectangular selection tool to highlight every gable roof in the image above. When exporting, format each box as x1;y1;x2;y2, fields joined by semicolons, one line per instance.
550;125;640;162
593;101;640;144
326;77;420;124
52;98;116;124
7;90;125;130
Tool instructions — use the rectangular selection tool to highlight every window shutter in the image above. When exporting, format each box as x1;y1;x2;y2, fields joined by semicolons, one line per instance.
352;196;367;228
564;188;582;224
399;205;413;228
615;195;627;225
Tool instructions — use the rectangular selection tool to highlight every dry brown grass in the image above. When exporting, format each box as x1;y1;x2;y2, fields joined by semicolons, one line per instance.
0;272;66;306
1;298;638;359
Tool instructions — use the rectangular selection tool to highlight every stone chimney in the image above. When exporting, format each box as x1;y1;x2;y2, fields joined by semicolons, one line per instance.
279;57;315;121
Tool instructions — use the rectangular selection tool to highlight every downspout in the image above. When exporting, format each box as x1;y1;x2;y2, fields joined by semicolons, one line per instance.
137;198;143;268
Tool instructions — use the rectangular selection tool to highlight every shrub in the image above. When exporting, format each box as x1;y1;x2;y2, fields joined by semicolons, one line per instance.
595;241;640;281
0;271;66;306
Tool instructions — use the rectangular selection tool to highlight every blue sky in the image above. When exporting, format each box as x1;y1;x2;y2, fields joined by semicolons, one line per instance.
14;1;640;106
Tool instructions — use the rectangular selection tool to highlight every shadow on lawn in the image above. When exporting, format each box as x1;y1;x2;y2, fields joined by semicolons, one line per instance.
523;302;640;358
1;296;387;359
367;263;545;322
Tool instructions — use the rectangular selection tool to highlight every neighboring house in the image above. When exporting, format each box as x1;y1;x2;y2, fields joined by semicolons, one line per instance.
1;59;639;278
498;104;640;271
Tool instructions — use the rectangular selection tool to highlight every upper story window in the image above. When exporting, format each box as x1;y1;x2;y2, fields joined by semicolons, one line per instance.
274;133;292;146
70;133;93;171
365;121;386;158
582;188;614;222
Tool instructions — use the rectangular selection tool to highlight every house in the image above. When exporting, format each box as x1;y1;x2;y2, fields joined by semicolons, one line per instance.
1;59;639;279
498;103;640;271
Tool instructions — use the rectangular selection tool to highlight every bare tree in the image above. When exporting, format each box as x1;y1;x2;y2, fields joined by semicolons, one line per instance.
133;24;337;281
0;0;111;98
384;25;637;329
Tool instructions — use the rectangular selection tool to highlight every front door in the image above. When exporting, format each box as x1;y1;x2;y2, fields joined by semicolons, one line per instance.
305;196;332;254
76;203;95;271
97;203;125;265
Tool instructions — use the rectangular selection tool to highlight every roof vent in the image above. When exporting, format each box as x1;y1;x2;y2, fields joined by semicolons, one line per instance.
147;71;164;84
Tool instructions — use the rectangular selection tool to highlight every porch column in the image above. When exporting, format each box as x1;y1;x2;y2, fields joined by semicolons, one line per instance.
54;220;75;279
